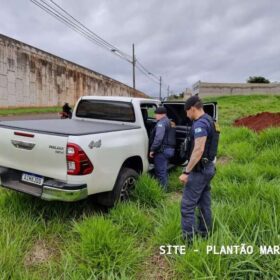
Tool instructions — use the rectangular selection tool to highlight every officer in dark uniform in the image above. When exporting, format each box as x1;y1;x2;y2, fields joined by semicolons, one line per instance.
179;95;219;243
149;106;176;191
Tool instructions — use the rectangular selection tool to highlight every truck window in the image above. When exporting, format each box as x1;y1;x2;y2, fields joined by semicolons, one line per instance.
76;100;135;122
140;104;157;120
140;103;158;138
147;107;156;119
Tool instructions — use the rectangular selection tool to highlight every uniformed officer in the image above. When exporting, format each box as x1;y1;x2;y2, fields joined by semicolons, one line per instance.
149;107;176;191
179;95;219;243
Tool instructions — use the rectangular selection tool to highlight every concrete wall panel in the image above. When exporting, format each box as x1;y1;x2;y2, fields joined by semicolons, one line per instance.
193;81;280;97
0;34;147;108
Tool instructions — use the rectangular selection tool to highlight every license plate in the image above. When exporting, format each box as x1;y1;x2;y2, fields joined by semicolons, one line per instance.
21;173;44;186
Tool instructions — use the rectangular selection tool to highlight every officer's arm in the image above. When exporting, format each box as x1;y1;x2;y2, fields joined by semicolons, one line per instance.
185;136;207;172
150;124;166;152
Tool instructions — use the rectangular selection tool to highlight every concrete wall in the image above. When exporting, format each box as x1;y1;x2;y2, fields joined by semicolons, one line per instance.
192;81;280;97
0;34;147;108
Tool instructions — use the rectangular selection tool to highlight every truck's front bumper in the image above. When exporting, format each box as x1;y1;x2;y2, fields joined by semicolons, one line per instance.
0;167;88;202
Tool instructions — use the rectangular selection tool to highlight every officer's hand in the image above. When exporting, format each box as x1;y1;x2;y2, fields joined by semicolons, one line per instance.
179;174;188;185
149;152;154;158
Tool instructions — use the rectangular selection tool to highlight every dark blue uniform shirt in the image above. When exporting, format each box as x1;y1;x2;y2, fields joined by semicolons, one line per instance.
150;116;170;152
191;113;213;156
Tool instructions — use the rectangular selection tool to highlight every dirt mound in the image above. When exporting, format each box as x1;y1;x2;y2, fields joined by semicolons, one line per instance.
234;112;280;132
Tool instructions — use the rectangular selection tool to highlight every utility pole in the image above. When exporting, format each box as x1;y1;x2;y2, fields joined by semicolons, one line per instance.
159;76;162;101
132;43;136;89
167;85;170;99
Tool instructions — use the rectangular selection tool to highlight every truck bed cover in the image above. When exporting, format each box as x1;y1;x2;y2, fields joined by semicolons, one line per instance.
0;119;140;136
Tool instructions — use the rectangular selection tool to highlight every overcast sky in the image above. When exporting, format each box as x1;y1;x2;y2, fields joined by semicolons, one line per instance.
0;0;279;97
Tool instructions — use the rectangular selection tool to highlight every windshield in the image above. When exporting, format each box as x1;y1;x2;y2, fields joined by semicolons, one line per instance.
76;100;135;122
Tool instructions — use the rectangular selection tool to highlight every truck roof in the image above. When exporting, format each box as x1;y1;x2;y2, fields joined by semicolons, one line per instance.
81;95;159;103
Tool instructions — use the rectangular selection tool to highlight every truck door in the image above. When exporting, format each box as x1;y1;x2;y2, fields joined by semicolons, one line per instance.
162;101;218;165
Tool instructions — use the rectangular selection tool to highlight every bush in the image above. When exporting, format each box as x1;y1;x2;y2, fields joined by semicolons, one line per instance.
247;76;270;83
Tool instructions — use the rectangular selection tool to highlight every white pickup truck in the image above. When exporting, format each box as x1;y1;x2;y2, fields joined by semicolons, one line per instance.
0;96;217;206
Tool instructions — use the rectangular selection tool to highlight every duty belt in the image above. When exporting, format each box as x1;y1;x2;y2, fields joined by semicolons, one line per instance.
162;145;176;149
193;158;213;172
201;157;210;164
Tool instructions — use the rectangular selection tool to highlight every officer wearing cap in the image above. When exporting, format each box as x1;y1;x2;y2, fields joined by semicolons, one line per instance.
179;95;219;243
149;106;176;190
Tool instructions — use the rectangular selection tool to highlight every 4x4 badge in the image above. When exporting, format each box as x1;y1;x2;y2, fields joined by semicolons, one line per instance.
88;139;102;149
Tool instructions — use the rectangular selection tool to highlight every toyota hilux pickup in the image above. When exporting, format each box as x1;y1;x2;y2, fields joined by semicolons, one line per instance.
0;96;217;206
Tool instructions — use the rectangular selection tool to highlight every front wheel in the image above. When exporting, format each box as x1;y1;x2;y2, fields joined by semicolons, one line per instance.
114;168;138;203
94;168;138;207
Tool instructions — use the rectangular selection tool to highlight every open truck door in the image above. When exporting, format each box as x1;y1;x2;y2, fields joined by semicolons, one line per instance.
162;101;218;166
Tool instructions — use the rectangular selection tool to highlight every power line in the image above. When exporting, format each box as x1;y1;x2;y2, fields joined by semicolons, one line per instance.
30;0;166;87
49;0;131;61
31;0;132;62
136;60;160;81
136;60;170;89
30;1;115;53
136;66;160;85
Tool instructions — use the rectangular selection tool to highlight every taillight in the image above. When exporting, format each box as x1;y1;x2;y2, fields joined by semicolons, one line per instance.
66;143;93;175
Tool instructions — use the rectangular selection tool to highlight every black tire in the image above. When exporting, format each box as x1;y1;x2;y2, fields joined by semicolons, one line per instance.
113;168;138;203
94;168;138;207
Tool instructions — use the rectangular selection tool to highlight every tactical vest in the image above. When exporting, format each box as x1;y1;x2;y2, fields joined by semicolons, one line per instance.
183;114;220;162
202;114;220;161
150;120;176;152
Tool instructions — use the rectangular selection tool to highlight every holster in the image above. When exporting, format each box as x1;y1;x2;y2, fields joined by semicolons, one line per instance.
193;162;202;172
193;158;210;172
158;146;164;153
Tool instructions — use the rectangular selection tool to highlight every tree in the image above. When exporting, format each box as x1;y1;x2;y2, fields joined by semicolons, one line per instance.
247;76;270;83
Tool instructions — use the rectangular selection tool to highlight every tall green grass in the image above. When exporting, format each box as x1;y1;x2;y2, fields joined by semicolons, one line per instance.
0;106;61;116
202;95;280;126
67;216;146;278
109;202;154;239
132;174;166;207
0;95;279;279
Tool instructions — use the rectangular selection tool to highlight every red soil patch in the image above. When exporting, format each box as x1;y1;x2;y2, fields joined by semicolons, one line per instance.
234;112;280;132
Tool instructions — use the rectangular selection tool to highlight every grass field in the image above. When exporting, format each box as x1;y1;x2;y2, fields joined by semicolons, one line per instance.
0;95;280;279
0;107;61;116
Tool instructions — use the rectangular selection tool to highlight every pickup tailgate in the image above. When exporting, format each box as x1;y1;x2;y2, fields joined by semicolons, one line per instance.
0;126;68;181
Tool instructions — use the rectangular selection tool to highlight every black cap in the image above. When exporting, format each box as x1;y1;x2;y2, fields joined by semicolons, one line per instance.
184;95;201;110
154;106;167;114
